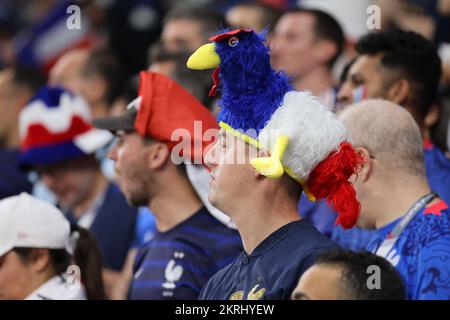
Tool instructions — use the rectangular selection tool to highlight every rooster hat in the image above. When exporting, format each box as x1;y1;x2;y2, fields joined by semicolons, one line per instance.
187;29;364;229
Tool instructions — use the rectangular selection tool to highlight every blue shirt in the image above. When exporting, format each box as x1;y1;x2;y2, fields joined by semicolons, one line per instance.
365;199;450;300
129;207;242;300
0;149;32;200
299;194;376;251
130;207;157;248
199;219;338;300
424;142;450;205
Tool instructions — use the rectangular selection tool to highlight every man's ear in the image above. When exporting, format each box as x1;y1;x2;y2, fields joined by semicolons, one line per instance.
355;147;372;182
386;79;410;105
148;143;170;170
30;249;51;273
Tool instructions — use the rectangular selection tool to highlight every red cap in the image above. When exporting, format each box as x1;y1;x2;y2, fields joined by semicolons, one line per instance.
209;29;253;42
134;71;218;164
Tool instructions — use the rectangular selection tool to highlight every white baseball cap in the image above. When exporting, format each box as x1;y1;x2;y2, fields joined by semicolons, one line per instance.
0;193;71;257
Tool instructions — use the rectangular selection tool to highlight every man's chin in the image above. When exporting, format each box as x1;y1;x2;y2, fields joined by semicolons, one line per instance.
126;193;149;207
208;192;227;213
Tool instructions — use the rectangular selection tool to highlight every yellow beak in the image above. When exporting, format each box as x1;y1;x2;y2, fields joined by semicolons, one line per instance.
187;43;221;70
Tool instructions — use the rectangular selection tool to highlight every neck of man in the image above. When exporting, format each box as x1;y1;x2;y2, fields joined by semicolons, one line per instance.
291;65;334;96
149;173;203;233
230;186;301;255
371;172;434;229
72;171;108;218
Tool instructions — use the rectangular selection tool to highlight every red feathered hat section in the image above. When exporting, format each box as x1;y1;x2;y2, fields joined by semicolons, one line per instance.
134;71;218;164
307;142;364;229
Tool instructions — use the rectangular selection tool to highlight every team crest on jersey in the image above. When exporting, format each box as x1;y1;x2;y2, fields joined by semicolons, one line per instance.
162;251;185;297
228;277;266;300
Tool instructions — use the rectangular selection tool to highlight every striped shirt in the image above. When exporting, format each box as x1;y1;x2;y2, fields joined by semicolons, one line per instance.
129;207;242;300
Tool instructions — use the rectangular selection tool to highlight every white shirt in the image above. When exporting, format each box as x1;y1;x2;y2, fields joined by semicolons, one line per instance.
25;275;86;300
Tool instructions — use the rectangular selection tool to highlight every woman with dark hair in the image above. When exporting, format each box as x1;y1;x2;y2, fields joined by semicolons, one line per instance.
0;193;106;300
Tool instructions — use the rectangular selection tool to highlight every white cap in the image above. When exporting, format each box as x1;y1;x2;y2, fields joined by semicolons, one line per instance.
0;193;71;257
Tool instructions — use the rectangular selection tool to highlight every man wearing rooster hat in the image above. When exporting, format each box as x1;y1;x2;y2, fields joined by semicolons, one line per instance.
188;29;363;300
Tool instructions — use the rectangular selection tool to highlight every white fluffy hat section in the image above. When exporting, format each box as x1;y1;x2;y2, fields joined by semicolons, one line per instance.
258;91;348;182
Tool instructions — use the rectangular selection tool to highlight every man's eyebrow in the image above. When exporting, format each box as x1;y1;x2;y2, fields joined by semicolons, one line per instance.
350;73;363;81
292;291;310;300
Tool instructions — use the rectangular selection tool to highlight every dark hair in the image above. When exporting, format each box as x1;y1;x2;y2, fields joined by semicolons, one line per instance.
11;65;46;94
315;250;405;300
431;90;450;152
356;29;442;118
81;48;125;106
339;58;356;83
163;6;224;41
286;8;345;67
14;225;106;300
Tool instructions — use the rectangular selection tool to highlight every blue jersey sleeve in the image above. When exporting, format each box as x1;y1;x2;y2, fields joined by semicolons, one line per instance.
414;237;450;300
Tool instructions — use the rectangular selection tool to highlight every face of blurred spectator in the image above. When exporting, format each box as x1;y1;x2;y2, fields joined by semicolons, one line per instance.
337;54;390;106
270;13;318;76
108;131;162;207
162;19;206;53
0;67;44;148
0;70;16;144
35;157;100;210
226;5;267;32
0;249;50;300
337;30;442;131
79;49;125;118
49;49;89;94
292;264;343;300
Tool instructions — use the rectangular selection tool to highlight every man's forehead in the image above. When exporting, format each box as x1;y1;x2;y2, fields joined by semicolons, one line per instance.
352;54;384;73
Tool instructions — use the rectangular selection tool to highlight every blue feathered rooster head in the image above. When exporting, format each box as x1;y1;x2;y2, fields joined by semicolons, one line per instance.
187;28;291;136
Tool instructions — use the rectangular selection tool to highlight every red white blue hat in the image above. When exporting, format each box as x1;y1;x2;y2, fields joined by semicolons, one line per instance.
19;86;113;168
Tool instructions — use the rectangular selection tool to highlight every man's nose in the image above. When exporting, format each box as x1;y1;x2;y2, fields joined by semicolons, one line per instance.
337;83;352;104
107;143;118;161
204;143;218;170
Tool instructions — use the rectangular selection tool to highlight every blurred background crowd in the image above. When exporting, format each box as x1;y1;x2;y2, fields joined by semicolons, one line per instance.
0;0;449;300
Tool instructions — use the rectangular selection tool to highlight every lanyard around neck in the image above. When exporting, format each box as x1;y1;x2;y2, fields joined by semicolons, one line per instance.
374;192;437;258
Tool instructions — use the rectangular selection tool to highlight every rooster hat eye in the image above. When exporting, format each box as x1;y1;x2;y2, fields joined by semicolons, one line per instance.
228;36;239;47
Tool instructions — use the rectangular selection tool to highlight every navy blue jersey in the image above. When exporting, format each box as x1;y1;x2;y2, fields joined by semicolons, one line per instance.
129;207;242;300
199;219;338;300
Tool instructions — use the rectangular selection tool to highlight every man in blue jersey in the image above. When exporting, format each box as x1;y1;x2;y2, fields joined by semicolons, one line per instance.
340;99;450;300
92;71;242;300
329;29;449;251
